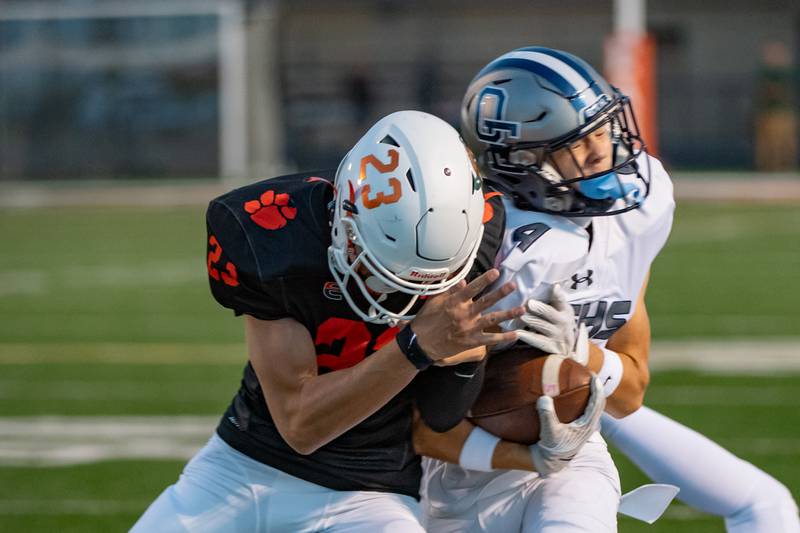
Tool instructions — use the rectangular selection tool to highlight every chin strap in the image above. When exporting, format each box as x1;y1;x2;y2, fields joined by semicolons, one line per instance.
618;484;680;524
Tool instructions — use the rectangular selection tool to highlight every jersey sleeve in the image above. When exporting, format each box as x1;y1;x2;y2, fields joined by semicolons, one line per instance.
615;154;676;306
206;199;289;320
637;155;675;263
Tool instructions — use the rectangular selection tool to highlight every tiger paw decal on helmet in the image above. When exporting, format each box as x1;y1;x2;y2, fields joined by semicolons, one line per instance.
244;190;297;230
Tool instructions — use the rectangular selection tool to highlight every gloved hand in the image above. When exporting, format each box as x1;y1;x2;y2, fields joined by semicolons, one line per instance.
529;375;605;476
515;284;589;365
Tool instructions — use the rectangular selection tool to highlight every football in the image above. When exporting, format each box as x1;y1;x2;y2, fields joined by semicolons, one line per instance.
467;345;593;444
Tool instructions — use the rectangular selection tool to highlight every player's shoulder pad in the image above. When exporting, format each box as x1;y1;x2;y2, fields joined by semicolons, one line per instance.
500;198;589;284
205;170;335;317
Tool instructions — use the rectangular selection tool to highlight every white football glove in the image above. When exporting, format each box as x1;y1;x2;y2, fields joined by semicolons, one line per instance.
529;374;605;476
515;284;589;365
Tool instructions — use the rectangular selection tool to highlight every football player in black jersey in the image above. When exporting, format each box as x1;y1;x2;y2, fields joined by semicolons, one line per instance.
130;111;525;532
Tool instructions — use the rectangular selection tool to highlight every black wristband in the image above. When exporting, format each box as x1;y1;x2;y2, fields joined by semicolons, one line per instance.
396;325;434;371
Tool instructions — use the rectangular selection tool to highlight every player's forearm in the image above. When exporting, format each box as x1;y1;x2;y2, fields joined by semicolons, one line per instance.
587;343;649;418
413;418;537;472
492;439;536;471
611;350;649;417
281;340;419;454
413;417;472;463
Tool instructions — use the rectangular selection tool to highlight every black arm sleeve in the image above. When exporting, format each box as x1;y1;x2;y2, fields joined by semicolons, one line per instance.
413;360;486;432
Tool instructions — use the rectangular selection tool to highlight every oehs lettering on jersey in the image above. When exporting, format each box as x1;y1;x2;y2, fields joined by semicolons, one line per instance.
572;300;632;340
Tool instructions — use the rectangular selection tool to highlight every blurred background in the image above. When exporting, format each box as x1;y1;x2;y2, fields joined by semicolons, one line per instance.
0;0;798;531
2;0;800;180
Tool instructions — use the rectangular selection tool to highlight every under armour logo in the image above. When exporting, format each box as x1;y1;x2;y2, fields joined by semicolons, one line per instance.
570;270;594;290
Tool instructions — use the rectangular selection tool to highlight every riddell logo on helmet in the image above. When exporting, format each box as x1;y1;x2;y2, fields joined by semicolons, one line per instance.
407;270;448;281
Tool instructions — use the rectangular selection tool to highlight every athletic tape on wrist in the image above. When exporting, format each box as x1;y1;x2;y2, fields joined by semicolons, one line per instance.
598;347;623;397
541;354;566;397
458;426;500;472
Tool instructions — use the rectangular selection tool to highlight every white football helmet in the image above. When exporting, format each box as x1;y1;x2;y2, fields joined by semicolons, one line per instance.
328;110;485;324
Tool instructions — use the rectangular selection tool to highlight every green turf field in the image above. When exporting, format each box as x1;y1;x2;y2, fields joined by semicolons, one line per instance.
1;202;798;532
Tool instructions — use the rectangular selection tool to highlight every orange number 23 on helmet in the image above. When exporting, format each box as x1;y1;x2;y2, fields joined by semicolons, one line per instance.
359;149;402;209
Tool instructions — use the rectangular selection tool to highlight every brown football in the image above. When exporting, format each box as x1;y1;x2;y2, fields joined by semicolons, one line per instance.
467;345;592;445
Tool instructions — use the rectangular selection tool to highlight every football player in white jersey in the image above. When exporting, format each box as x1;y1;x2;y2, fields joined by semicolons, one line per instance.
415;47;800;532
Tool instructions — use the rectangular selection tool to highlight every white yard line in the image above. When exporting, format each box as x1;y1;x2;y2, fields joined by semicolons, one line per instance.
646;386;800;406
1;405;800;467
0;416;217;466
649;339;800;373
0;181;226;208
0;260;203;297
0;343;246;364
0;341;797;466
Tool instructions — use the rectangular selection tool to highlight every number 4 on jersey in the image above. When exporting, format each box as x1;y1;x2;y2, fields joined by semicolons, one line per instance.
513;223;550;252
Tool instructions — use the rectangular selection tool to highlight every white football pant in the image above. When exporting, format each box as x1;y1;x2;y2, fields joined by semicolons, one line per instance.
422;432;620;532
130;434;425;532
602;406;800;533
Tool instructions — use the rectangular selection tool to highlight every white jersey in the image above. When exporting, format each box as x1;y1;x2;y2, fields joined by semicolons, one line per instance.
493;153;675;345
421;154;675;520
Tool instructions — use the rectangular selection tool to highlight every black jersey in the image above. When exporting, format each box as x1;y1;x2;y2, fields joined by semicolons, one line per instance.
206;170;505;498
